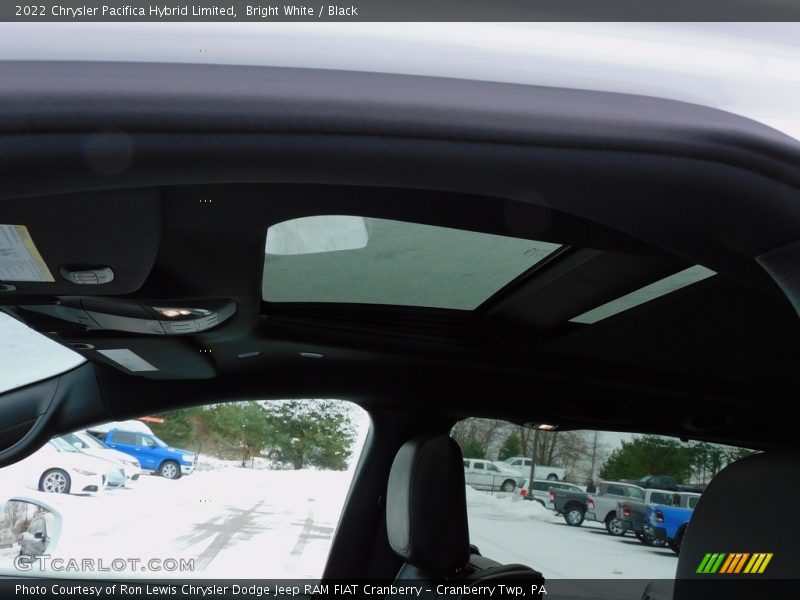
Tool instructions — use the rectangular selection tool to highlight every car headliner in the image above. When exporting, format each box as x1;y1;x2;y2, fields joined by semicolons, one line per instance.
0;61;799;454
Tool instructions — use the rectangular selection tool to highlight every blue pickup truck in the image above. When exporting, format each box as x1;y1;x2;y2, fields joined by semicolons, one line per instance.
643;503;694;554
93;429;195;479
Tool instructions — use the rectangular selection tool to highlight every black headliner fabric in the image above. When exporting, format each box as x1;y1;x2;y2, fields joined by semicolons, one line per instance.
1;62;799;448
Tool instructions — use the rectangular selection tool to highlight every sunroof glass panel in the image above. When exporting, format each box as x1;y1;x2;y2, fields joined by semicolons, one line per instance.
262;216;560;310
569;265;716;324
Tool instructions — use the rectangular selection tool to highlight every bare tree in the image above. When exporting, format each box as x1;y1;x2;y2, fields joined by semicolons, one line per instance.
451;418;505;453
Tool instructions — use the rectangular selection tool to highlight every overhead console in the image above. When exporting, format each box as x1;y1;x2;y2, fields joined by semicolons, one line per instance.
0;188;161;296
20;297;236;336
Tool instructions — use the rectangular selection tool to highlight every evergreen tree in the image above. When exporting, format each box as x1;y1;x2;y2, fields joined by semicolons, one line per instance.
497;433;522;461
150;407;199;448
261;399;356;470
207;401;271;466
460;438;487;459
599;435;692;483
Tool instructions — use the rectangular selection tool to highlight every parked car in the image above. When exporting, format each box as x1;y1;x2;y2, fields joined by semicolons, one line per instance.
463;459;524;492
549;486;590;526
520;479;584;508
58;431;141;487
2;439;108;495
501;457;565;481
585;482;647;535
0;528;13;549
97;430;195;479
620;474;704;493
643;502;695;554
612;489;686;545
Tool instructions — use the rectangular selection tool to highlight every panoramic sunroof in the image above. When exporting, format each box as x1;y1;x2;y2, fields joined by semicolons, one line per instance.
262;216;561;310
569;265;716;324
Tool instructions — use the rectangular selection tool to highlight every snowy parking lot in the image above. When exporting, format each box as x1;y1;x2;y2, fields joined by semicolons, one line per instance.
1;463;678;582
465;488;678;580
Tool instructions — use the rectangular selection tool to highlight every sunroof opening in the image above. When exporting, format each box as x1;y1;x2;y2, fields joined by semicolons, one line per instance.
262;215;561;310
569;265;716;324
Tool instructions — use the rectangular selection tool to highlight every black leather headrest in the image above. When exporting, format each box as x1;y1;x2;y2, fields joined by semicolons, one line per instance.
676;451;799;588
386;435;470;574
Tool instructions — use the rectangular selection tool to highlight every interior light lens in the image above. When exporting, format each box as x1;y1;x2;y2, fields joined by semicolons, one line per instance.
153;307;212;319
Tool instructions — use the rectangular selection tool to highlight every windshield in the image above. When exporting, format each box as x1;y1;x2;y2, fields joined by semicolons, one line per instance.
49;438;78;453
74;432;107;450
0;312;84;394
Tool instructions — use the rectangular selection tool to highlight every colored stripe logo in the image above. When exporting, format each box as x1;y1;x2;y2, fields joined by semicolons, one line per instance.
697;553;773;574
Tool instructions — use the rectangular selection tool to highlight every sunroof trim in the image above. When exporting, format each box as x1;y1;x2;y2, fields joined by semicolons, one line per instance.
569;265;717;325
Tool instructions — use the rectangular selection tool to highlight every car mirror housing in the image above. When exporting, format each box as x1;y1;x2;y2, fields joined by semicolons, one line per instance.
0;498;62;560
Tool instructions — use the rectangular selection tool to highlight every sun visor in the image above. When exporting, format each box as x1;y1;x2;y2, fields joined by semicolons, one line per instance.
0;188;160;295
64;337;216;380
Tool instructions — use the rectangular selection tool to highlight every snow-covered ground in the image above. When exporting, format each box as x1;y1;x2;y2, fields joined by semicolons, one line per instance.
0;466;678;583
466;487;677;580
0;466;353;579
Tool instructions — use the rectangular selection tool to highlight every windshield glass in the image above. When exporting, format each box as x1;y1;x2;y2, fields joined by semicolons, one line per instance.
0;312;85;394
49;438;78;453
263;215;560;310
74;432;107;450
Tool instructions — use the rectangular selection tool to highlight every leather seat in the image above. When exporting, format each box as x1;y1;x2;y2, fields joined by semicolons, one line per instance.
645;451;799;600
386;434;544;591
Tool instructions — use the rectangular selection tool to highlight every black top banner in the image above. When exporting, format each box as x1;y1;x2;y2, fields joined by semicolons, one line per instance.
4;0;800;21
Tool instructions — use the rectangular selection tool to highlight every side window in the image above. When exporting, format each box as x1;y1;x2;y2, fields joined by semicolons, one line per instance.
688;496;700;509
138;435;156;448
628;487;645;500
112;431;137;444
463;460;470;469
474;462;485;470
510;459;521;466
606;484;625;496
651;492;668;504
450;418;756;580
487;464;500;472
0;399;369;580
